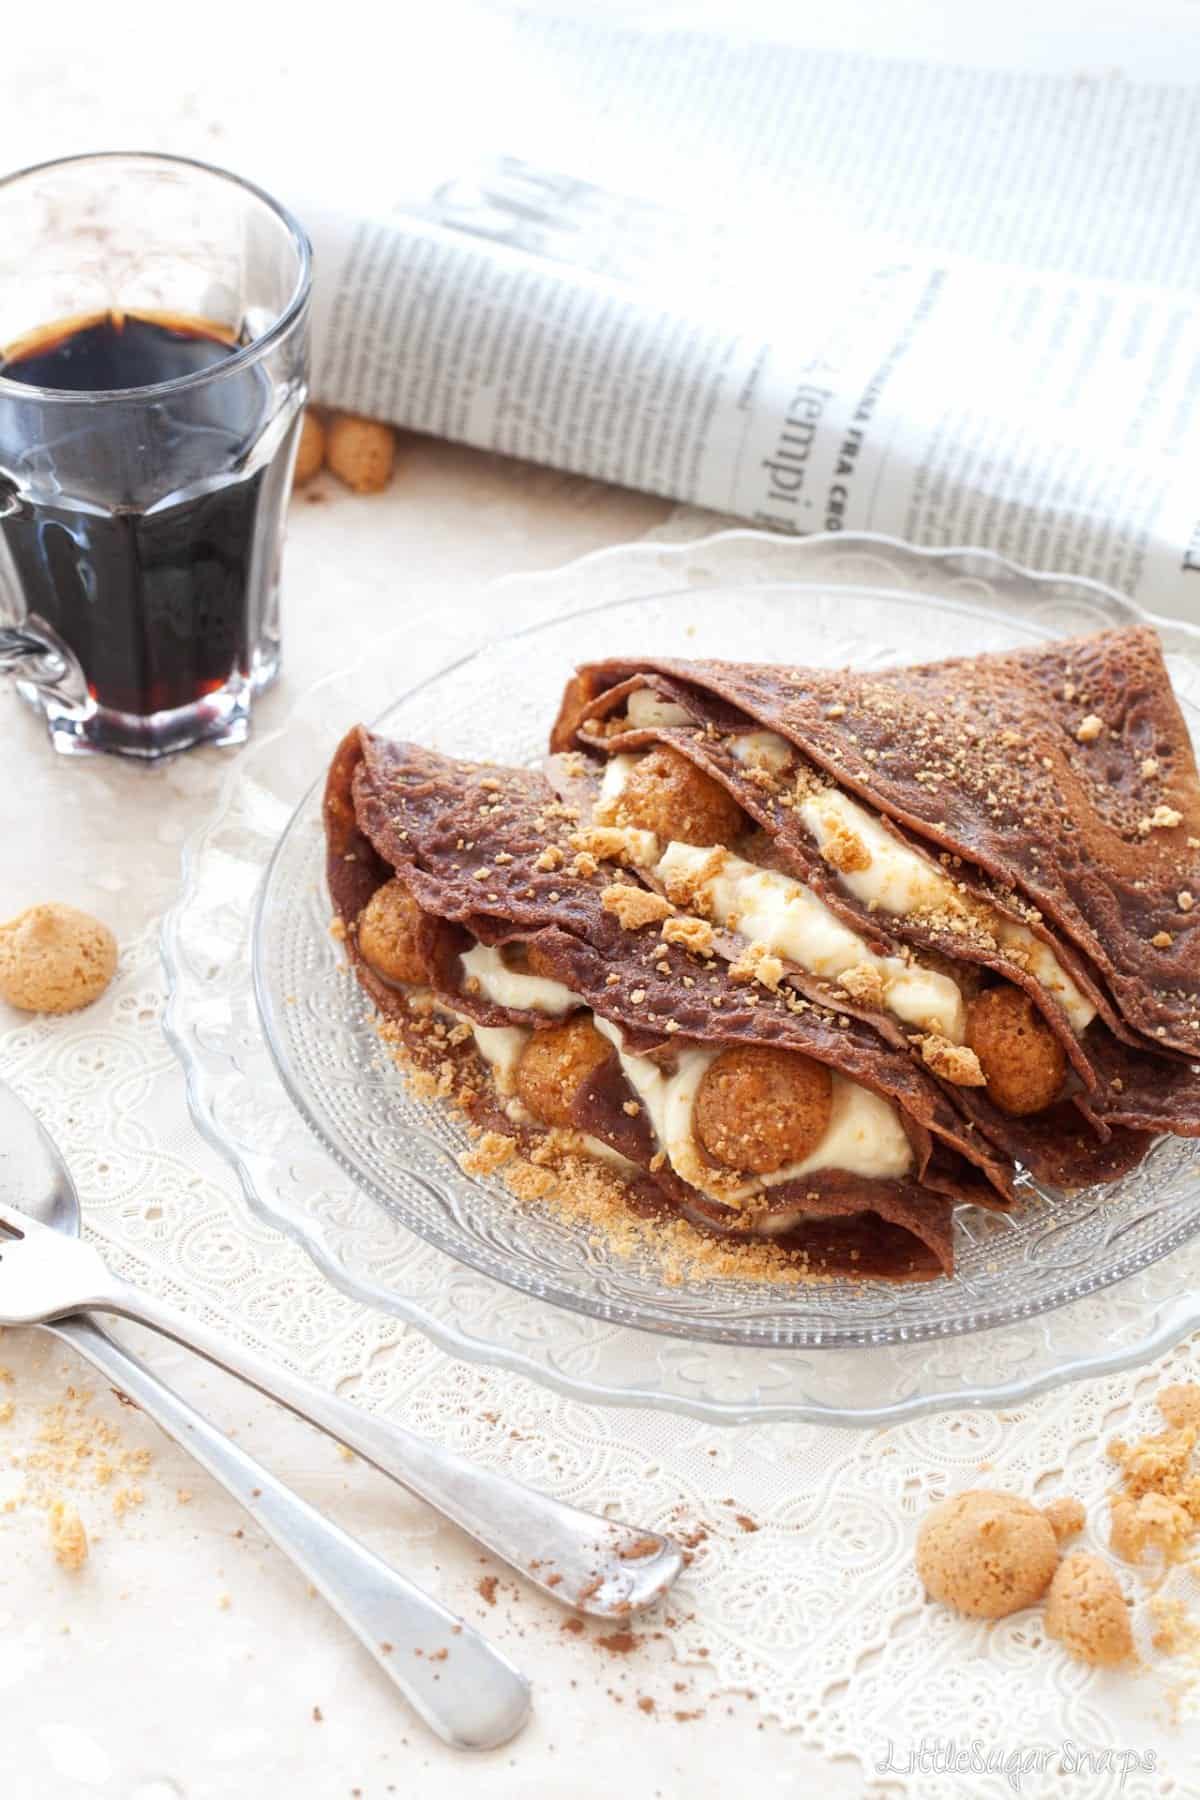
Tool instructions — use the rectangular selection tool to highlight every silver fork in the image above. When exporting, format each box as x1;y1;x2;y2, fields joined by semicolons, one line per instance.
0;1195;682;1615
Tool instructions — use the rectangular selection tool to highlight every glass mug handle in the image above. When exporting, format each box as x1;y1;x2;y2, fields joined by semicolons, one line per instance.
0;476;89;712
0;624;90;712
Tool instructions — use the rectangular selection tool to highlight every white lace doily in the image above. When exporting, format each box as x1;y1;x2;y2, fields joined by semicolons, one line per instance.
4;523;1199;1796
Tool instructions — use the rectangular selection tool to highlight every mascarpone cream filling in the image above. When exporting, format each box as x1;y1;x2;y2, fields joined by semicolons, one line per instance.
655;842;965;1040
460;942;913;1204
609;708;1095;1037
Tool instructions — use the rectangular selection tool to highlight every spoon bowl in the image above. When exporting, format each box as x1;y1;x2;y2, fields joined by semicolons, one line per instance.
0;1082;83;1237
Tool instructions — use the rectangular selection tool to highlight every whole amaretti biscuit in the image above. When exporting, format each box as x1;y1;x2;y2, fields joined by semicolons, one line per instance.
326;413;396;494
0;903;117;1014
1044;1552;1133;1666
916;1489;1059;1619
964;985;1067;1116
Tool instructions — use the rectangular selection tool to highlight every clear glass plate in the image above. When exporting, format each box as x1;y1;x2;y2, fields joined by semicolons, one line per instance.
164;529;1200;1423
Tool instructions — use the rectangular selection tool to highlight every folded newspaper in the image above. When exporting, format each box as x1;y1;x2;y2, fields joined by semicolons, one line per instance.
303;21;1200;618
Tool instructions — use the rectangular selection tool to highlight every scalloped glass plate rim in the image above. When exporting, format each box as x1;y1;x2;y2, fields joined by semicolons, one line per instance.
163;529;1200;1425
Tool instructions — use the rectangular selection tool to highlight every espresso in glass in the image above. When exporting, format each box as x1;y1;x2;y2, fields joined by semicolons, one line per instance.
0;155;311;758
2;308;272;722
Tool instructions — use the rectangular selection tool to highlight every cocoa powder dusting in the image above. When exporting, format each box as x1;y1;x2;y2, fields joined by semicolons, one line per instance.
619;1535;662;1561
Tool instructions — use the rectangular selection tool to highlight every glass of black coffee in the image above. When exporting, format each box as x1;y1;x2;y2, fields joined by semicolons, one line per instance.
0;153;310;757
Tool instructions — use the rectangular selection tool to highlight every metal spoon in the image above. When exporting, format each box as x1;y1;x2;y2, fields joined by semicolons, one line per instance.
0;1081;682;1616
0;1085;529;1750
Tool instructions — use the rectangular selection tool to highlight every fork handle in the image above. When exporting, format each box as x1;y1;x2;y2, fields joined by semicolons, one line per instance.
40;1313;529;1751
95;1277;682;1617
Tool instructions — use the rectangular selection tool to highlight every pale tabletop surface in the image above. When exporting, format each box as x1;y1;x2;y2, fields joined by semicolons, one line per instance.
4;7;1200;1799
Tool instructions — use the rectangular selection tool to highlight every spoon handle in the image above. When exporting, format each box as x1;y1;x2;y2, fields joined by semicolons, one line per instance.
40;1313;530;1751
97;1277;682;1617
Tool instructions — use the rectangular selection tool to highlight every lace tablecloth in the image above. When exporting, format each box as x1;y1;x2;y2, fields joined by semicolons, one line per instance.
3;462;1199;1799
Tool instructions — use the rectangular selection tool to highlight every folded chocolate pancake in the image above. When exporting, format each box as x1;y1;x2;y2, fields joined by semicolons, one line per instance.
543;717;1156;1187
324;726;1006;1281
552;627;1200;1052
549;635;1198;1166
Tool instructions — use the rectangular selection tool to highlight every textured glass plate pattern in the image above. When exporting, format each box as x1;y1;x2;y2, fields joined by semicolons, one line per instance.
165;531;1200;1423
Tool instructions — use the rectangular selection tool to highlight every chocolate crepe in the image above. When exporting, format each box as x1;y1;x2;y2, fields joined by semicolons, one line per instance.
326;620;1197;1285
551;628;1200;1055
542;739;1158;1188
324;726;992;1280
550;631;1200;1161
